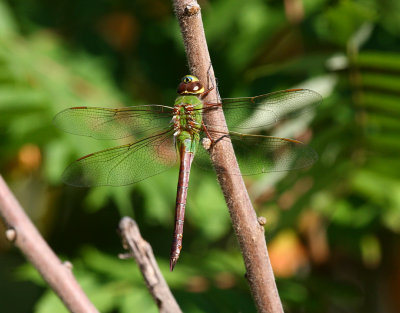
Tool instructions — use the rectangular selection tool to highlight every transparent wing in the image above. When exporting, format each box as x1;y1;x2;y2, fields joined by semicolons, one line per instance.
53;105;173;140
62;131;176;187
202;89;322;131
194;131;318;175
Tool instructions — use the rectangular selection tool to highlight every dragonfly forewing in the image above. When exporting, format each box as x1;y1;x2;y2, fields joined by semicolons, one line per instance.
62;130;176;187
202;89;322;132
53;105;173;140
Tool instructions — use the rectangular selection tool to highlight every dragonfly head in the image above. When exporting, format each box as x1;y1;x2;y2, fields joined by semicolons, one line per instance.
177;75;204;95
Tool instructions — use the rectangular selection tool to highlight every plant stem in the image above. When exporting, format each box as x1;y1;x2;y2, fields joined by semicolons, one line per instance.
0;175;99;313
119;217;182;313
172;1;284;312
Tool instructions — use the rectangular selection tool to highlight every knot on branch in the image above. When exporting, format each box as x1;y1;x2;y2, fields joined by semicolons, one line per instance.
257;216;267;226
5;228;16;242
184;4;200;16
63;261;74;270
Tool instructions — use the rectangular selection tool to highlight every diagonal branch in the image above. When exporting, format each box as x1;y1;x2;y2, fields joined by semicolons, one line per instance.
118;217;182;313
0;175;99;313
172;1;284;312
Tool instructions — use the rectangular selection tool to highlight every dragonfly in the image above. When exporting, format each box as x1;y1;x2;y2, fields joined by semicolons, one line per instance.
54;75;321;270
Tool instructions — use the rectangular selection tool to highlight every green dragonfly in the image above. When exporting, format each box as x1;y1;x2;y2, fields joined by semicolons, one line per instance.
54;75;321;270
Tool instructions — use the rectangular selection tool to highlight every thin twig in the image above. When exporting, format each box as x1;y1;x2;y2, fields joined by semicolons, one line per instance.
172;1;284;312
0;175;99;313
118;217;182;313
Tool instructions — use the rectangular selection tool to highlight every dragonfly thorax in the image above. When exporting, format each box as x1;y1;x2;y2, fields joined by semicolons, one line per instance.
172;95;203;136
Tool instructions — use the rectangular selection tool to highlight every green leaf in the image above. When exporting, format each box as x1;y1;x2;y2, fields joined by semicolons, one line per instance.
315;0;376;46
0;0;17;38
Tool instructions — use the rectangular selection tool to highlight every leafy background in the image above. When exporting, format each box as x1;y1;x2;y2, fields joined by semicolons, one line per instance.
1;0;400;312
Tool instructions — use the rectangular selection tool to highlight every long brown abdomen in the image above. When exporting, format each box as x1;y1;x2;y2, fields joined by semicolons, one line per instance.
170;146;194;271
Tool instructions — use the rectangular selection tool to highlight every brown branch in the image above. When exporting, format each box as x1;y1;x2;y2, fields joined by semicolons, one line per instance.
0;175;99;313
118;217;182;313
172;1;284;312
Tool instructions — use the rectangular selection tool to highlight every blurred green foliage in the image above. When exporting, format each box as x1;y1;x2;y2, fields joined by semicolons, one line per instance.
1;0;400;312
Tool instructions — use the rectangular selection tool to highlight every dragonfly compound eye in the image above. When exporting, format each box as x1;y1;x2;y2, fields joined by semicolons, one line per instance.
183;76;192;84
182;75;200;84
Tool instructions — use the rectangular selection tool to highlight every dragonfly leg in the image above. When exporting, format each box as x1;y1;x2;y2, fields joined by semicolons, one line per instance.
203;64;221;100
200;86;214;99
201;120;214;145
